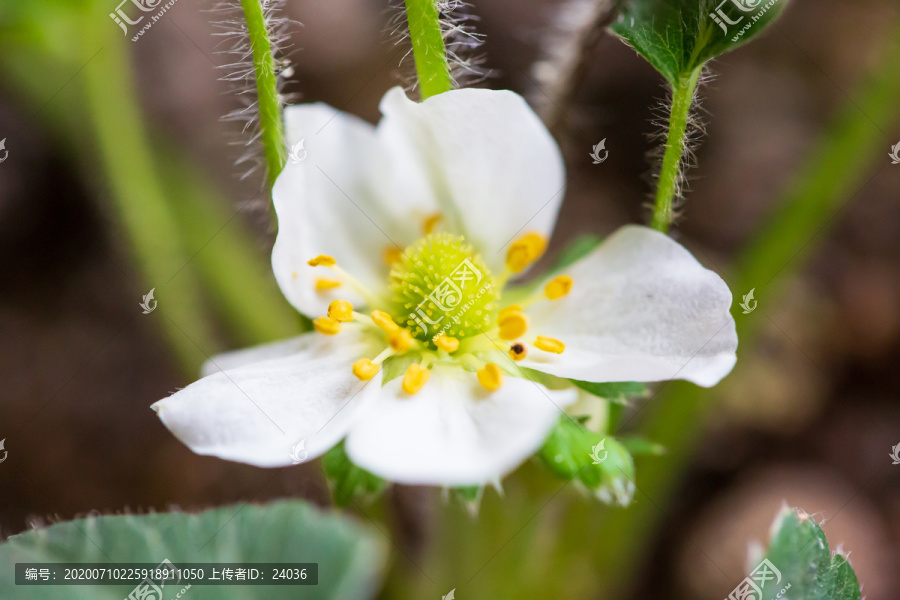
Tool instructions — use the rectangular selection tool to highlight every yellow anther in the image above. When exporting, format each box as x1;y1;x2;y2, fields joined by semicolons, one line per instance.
388;328;414;352
383;246;403;265
327;299;354;322
498;311;529;341
508;343;528;361
402;364;431;395
434;334;459;353
313;316;341;336
292;271;298;279
476;363;504;392
307;254;336;267
422;213;443;235
371;310;399;332
545;275;573;300
498;305;522;321
506;232;548;273
352;358;380;381
315;278;342;291
534;335;565;354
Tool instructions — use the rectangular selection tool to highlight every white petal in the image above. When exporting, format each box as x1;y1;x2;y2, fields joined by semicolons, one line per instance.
272;103;436;317
344;366;576;485
152;330;381;467
520;226;737;387
200;335;320;378
377;87;566;271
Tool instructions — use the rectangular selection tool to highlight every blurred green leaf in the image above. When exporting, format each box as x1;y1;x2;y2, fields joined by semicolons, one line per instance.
322;443;388;507
0;500;387;599
752;507;861;600
538;417;635;505
611;0;790;84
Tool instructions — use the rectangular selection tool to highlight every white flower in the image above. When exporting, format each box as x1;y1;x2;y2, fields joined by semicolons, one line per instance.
152;86;737;486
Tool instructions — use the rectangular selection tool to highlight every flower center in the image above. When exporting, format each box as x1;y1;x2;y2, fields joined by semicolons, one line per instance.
389;233;499;348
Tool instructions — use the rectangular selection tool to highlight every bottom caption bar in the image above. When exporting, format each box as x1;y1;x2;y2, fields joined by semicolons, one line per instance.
15;561;318;586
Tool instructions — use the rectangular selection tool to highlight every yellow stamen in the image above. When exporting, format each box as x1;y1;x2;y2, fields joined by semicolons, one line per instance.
315;278;342;290
291;271;298;279
313;316;341;336
307;254;336;267
388;328;414;352
383;246;403;265
509;343;528;361
327;299;354;322
498;311;529;341
434;334;459;353
402;364;431;395
476;363;504;392
545;275;573;300
371;310;399;332
498;305;522;321
534;335;565;354
506;232;548;273
422;213;443;235
352;358;380;381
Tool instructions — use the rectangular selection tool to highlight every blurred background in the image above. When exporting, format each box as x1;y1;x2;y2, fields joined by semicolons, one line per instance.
1;0;899;598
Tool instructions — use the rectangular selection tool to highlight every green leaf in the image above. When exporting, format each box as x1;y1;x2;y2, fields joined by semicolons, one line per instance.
0;500;386;599
739;507;861;600
380;351;423;384
538;417;635;505
570;380;649;404
322;443;389;507
611;0;790;84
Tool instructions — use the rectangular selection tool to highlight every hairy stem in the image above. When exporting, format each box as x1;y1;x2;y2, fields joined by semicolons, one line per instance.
240;0;286;184
403;0;453;99
652;66;702;232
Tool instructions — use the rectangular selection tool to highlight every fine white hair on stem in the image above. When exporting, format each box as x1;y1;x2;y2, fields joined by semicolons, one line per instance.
643;69;714;224
529;0;624;134
386;0;492;96
209;0;298;186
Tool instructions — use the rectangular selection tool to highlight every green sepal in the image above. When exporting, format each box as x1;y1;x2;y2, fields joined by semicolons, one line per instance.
321;442;389;507
570;380;649;404
538;417;635;506
381;351;423;385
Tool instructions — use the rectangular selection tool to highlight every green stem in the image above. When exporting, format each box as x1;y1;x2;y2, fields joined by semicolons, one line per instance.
651;67;702;232
240;0;286;185
403;0;453;99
